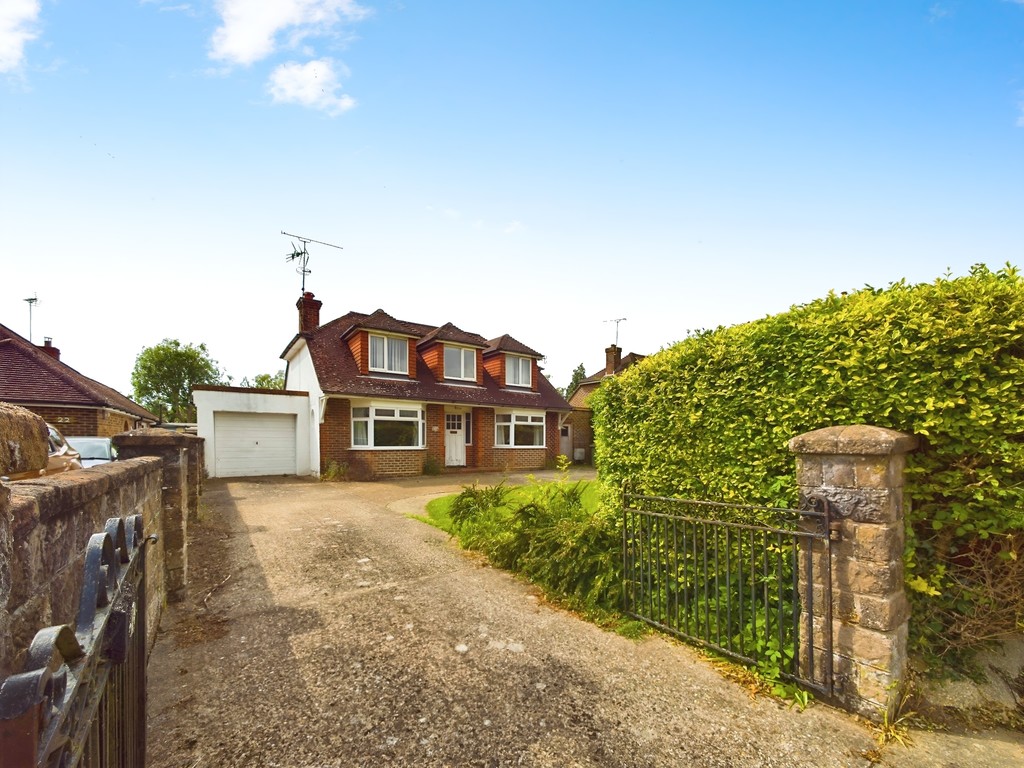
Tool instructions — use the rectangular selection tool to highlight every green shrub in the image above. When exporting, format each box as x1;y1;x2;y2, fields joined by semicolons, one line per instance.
592;264;1024;664
444;479;621;611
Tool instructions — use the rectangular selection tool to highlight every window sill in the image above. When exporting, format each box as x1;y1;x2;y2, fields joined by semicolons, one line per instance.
349;446;426;451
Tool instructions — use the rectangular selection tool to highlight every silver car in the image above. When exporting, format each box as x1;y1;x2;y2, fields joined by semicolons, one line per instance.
65;436;118;468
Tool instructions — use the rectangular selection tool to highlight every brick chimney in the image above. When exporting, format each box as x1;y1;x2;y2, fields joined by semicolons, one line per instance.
38;337;61;361
297;292;322;334
605;344;621;376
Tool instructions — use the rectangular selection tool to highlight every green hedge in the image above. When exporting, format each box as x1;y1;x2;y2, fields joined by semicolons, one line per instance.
592;264;1024;662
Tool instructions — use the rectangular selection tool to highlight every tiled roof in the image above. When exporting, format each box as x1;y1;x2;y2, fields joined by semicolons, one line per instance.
484;334;542;359
417;322;489;349
344;309;424;338
290;311;569;412
0;323;157;422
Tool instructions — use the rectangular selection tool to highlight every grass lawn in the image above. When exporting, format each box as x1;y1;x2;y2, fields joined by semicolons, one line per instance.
421;480;601;534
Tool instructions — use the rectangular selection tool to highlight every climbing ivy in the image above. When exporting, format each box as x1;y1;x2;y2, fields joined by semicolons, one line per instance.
592;264;1024;664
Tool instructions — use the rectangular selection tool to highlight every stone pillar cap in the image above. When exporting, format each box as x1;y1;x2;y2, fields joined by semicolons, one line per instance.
788;424;918;456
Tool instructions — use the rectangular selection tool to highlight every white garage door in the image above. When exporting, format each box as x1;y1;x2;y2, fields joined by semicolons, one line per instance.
214;412;297;477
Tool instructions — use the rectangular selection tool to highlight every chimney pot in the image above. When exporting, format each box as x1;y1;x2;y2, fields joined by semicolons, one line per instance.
38;337;61;361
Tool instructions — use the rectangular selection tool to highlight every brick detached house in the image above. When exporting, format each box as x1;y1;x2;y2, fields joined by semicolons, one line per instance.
565;344;645;464
276;292;571;479
0;322;157;436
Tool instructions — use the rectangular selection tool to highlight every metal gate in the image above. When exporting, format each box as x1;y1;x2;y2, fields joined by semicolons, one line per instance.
622;492;836;697
0;515;151;767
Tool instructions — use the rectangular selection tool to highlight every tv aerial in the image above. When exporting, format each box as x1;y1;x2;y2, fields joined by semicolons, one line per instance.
605;317;627;346
281;231;343;293
24;294;39;342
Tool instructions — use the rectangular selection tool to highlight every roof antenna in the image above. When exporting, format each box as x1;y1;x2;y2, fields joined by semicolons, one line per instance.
605;317;627;346
24;294;39;342
281;231;343;293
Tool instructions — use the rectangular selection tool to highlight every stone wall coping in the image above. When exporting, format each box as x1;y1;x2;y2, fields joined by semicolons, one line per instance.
7;457;164;525
114;429;203;448
788;425;918;457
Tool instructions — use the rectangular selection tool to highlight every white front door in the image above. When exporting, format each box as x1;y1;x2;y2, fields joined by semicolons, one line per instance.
445;413;466;466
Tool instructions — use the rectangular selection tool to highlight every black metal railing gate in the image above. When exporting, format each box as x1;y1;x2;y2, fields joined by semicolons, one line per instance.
622;493;835;697
0;515;151;767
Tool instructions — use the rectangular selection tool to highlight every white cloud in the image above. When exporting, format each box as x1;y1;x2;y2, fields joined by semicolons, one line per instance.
210;0;369;66
503;220;524;235
1017;96;1024;128
267;58;355;115
0;0;40;73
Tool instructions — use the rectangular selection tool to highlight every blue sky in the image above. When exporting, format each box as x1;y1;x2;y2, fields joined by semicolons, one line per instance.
2;1;1023;397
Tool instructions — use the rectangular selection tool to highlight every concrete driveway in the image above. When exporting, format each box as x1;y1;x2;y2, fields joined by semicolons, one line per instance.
145;475;1022;767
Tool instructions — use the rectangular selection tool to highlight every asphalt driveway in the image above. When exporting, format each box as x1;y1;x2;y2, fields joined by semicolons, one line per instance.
144;474;1022;767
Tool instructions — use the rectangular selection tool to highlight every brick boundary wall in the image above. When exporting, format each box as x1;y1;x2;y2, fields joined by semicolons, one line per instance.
790;424;917;721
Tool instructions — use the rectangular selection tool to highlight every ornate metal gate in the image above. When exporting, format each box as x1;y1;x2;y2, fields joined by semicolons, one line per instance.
622;493;836;697
0;515;151;767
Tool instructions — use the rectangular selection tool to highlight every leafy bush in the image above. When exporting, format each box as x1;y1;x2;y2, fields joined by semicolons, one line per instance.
445;478;621;611
592;264;1024;663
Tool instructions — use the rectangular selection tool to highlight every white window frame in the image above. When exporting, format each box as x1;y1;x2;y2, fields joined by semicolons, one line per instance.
494;410;546;447
444;345;477;381
369;334;409;374
351;402;425;449
505;355;532;387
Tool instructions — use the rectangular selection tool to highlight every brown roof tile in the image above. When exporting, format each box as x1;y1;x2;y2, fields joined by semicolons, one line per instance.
0;323;157;422
484;334;542;359
292;311;569;411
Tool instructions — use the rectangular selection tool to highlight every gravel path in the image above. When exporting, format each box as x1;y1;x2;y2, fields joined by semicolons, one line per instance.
145;475;1023;767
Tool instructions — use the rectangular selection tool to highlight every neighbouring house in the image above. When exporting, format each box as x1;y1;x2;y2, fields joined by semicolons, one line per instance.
193;292;572;479
0;322;157;436
565;344;646;464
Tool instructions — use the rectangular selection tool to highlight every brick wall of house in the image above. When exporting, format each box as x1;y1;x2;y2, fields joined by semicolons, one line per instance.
475;408;495;469
353;450;425;478
531;360;540;392
493;447;548;471
21;406;136;438
570;409;594;463
426;404;445;467
320;398;352;473
568;381;598;408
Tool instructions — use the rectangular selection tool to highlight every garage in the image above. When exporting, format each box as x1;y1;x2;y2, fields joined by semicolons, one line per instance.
213;412;298;477
194;386;313;478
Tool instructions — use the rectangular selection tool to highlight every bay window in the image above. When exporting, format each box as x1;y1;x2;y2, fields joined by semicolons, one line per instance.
495;411;546;447
352;404;425;448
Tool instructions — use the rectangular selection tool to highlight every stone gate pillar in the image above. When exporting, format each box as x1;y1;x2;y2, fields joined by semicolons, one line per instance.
789;425;917;720
114;429;203;603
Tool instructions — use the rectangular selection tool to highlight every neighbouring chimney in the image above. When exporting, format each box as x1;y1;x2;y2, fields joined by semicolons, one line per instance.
39;337;61;361
297;292;322;334
605;344;621;376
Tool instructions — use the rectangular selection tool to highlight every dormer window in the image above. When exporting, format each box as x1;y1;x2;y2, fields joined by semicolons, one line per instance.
369;334;408;374
444;345;476;381
505;355;532;387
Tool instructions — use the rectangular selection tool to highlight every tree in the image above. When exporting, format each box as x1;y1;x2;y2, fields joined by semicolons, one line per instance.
131;339;227;422
240;370;285;389
562;362;587;399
